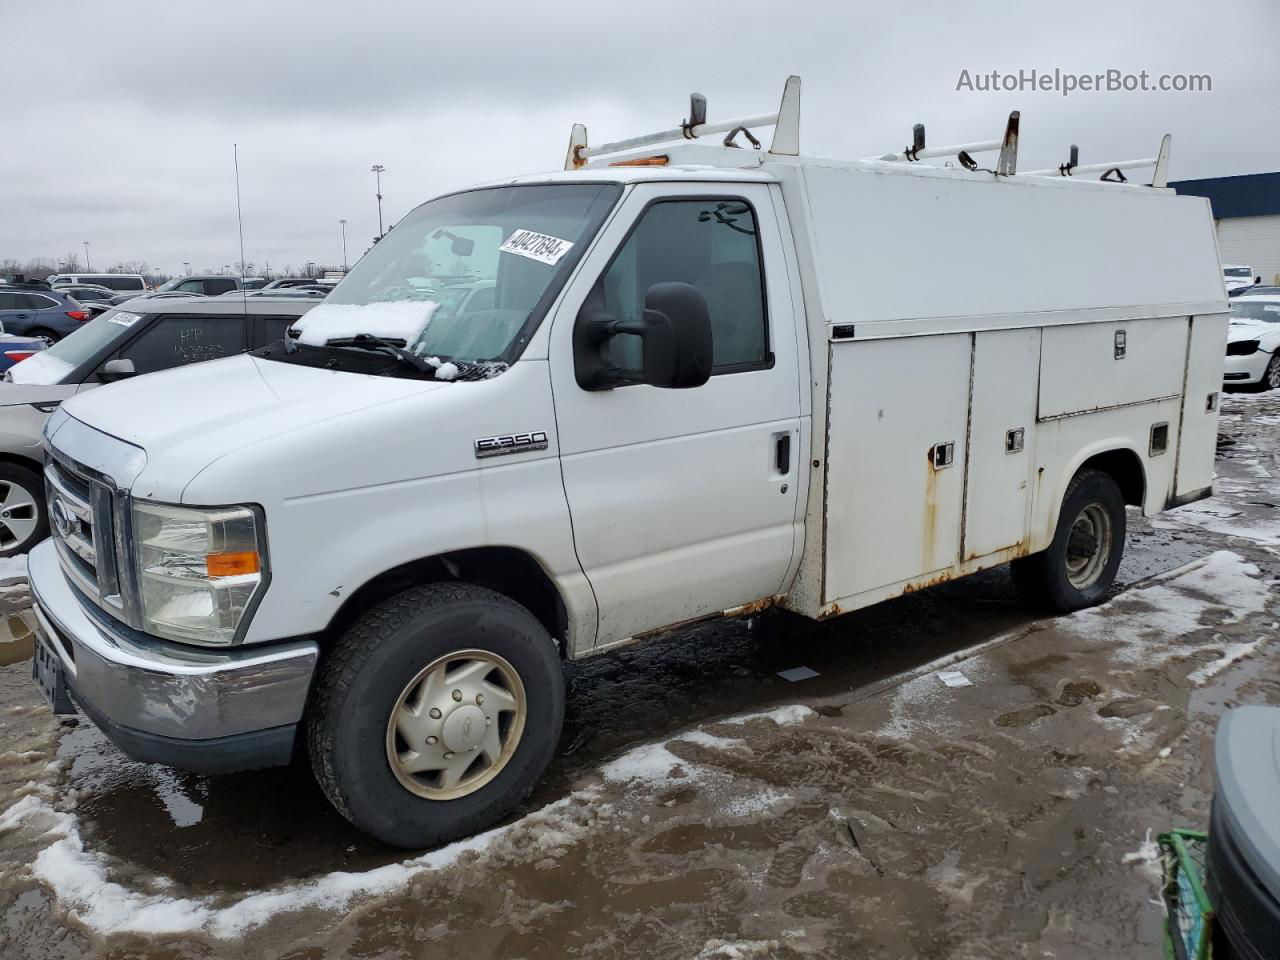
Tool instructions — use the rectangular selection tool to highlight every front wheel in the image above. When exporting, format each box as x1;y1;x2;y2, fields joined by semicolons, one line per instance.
1260;353;1280;392
0;463;48;557
306;583;564;848
1012;468;1126;612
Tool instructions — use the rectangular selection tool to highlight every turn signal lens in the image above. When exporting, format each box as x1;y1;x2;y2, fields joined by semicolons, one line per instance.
206;551;261;577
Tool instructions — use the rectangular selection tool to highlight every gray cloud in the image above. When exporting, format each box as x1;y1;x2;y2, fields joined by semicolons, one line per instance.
3;0;1277;274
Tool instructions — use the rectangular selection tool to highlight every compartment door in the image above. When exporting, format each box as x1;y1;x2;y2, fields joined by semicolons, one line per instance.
824;333;971;601
963;328;1041;559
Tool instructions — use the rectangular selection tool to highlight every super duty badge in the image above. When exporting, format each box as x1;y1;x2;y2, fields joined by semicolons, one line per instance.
474;430;549;459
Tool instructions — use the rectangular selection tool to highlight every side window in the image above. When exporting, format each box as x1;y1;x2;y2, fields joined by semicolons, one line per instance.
256;314;297;345
203;278;237;295
591;198;769;376
117;315;245;374
176;279;203;293
18;294;56;310
0;293;15;310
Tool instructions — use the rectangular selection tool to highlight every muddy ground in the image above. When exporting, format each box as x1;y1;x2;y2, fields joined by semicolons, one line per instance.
0;391;1277;959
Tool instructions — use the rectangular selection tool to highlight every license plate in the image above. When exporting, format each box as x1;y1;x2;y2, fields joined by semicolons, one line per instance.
32;630;74;715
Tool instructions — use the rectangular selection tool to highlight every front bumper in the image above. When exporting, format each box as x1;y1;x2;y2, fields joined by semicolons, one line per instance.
1224;349;1273;384
28;539;318;774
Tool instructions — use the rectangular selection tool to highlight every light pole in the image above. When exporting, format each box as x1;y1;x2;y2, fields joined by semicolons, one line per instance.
339;219;348;272
183;261;190;276
371;164;385;239
83;241;90;271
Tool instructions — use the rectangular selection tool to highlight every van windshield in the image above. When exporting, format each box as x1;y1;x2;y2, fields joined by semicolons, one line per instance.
285;183;621;374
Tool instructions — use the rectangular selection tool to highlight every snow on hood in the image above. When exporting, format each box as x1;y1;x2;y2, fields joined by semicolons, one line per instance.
8;352;74;385
290;300;440;346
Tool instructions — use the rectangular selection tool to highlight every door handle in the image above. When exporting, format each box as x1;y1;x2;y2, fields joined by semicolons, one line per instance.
775;434;791;475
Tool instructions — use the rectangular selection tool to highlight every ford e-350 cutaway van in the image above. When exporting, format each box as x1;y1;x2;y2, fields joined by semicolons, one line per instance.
29;78;1228;847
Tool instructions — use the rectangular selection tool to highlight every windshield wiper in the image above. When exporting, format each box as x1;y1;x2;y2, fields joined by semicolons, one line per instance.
323;334;442;377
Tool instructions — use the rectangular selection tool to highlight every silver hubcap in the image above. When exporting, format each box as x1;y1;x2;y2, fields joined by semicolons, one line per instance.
1064;502;1113;590
0;481;39;550
1266;357;1280;390
385;649;526;801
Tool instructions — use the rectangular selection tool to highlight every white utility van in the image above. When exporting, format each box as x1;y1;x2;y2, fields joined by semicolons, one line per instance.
29;78;1228;847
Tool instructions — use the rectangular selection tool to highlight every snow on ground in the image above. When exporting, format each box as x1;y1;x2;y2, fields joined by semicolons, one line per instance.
877;550;1273;743
0;700;815;939
0;554;28;584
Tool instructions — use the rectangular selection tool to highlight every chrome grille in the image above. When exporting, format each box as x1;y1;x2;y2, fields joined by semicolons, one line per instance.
46;456;123;614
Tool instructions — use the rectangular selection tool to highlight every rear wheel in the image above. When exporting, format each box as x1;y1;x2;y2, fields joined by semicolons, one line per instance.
0;463;47;557
307;582;564;848
27;328;60;344
1012;468;1126;612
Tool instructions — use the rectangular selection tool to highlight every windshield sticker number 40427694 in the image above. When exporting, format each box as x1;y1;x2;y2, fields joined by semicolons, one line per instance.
499;229;574;266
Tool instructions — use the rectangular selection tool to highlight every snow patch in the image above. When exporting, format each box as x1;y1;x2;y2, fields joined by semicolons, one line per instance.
0;553;27;584
8;352;73;385
1122;829;1163;883
599;741;691;785
2;788;604;938
290;300;439;347
720;704;816;727
1187;636;1270;685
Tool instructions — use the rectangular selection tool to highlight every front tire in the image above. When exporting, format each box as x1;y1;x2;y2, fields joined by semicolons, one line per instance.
1012;469;1126;612
306;583;564;848
1260;354;1280;392
0;463;48;557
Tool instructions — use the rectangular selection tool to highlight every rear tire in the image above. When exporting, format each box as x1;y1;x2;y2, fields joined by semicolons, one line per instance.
27;328;60;344
1012;468;1126;612
0;463;48;557
306;582;564;848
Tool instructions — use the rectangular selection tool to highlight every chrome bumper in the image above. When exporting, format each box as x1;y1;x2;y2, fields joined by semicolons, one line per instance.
28;539;317;768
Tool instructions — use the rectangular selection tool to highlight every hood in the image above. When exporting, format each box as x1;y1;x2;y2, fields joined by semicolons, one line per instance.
1227;320;1279;342
60;354;446;498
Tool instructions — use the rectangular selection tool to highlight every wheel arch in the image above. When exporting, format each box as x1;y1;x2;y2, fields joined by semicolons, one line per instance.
323;545;572;658
1037;440;1147;548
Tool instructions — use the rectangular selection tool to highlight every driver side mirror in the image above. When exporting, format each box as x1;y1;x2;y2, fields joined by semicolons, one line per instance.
98;358;136;382
574;282;713;391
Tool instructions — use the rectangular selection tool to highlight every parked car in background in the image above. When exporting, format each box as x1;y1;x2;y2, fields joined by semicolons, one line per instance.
48;273;148;293
0;333;48;371
1232;285;1280;300
240;278;268;290
261;277;324;290
1223;265;1258;293
58;284;116;304
0;284;90;341
0;296;318;556
1224;295;1280;391
154;275;244;296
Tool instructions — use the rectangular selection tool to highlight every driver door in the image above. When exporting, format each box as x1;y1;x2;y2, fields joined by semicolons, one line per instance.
548;182;804;648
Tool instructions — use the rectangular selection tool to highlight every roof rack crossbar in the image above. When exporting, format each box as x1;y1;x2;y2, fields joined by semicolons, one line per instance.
565;76;801;170
871;138;1002;163
1020;156;1158;177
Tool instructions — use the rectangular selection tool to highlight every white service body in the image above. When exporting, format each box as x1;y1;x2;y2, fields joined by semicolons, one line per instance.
28;140;1228;774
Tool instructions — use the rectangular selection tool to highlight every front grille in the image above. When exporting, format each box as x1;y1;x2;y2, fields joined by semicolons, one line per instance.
46;455;123;615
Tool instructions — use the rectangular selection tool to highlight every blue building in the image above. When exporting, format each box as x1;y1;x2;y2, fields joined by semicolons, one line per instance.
1172;171;1280;285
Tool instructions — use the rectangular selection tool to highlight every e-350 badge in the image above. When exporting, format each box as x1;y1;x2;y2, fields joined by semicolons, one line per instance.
474;430;549;459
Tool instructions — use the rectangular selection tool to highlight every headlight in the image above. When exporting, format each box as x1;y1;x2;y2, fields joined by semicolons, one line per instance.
1226;339;1260;356
131;501;268;646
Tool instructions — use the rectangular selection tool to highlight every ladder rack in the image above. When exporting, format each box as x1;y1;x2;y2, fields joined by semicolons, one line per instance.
565;76;801;170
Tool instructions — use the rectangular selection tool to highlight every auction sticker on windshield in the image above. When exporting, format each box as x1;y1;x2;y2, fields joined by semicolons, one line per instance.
107;311;143;327
499;229;574;266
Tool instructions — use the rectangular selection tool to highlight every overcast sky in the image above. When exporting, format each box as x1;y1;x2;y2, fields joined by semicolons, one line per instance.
3;0;1277;277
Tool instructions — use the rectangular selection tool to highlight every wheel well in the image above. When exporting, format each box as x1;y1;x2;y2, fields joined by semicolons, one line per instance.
0;452;45;477
325;547;569;655
1077;448;1145;507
